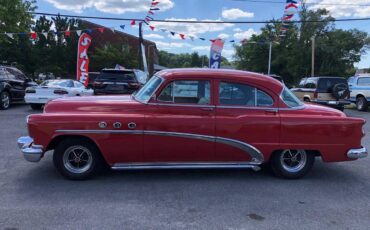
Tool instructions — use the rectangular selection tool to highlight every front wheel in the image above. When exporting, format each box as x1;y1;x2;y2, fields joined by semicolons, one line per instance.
0;91;11;110
53;138;101;180
270;150;315;179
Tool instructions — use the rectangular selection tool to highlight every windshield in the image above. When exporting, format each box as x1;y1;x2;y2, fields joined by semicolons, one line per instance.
281;87;304;108
41;80;74;88
134;76;163;103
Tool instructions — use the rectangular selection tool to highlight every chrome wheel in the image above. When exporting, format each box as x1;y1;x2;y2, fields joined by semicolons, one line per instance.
1;92;10;109
280;150;307;173
63;146;93;174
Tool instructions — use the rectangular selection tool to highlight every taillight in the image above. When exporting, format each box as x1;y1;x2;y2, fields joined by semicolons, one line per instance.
26;88;36;94
54;89;68;95
313;91;318;99
128;83;140;89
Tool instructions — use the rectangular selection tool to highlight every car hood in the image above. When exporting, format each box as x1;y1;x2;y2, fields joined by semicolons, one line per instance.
44;95;143;113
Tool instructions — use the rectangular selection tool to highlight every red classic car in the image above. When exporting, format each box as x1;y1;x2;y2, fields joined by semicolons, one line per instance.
17;69;367;180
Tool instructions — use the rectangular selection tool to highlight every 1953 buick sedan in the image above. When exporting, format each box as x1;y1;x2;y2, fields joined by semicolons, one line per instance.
17;69;367;180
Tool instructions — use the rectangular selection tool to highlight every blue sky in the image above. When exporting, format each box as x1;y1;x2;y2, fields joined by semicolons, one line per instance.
37;0;370;68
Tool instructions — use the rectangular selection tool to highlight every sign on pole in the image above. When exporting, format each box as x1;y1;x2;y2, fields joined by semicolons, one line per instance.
77;33;92;86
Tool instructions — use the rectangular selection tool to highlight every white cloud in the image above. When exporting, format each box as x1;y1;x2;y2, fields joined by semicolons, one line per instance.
234;28;259;40
233;28;243;32
153;40;192;50
222;8;254;20
150;18;234;37
217;33;230;39
144;33;164;39
44;0;174;14
222;49;236;60
307;0;370;17
191;46;210;51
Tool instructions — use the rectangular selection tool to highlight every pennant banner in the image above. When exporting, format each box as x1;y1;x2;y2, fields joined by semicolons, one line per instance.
77;33;92;86
209;39;224;69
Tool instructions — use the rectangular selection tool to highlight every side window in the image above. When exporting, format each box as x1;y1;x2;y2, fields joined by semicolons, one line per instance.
219;82;273;107
157;80;211;105
358;77;370;85
74;81;85;88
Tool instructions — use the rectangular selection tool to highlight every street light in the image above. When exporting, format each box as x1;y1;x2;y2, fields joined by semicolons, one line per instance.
311;36;315;77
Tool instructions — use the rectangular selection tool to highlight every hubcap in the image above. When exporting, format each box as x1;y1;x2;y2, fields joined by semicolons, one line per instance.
1;93;10;108
358;99;364;109
63;146;93;174
280;150;307;173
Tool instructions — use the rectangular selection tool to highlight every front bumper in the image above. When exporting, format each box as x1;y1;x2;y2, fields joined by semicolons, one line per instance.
347;147;368;159
17;136;44;162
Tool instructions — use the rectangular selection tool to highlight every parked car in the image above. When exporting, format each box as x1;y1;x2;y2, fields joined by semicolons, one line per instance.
348;75;370;111
93;69;148;95
291;76;350;111
0;65;37;110
18;69;367;180
25;79;94;110
86;72;100;89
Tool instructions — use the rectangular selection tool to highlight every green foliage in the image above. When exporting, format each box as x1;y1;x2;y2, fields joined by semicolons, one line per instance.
90;43;138;71
234;7;370;85
159;50;210;68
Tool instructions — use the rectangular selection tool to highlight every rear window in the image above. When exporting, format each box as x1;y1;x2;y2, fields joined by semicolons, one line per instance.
97;71;137;82
42;80;74;87
358;77;370;85
317;78;347;92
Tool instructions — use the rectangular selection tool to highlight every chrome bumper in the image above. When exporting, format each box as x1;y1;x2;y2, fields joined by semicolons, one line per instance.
17;136;44;162
347;147;368;159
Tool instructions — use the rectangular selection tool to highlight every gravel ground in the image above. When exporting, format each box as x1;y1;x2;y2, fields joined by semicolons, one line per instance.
0;104;370;230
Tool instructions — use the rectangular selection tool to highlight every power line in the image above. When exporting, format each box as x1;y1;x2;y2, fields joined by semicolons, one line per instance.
30;12;370;24
232;0;370;7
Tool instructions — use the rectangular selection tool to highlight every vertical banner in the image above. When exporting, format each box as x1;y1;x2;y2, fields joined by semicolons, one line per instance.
77;33;92;86
209;39;224;69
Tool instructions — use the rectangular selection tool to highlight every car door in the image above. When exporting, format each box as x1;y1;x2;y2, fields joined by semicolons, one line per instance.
215;80;280;163
143;78;215;162
5;69;26;100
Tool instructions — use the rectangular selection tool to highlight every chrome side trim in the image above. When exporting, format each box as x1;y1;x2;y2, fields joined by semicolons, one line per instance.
56;130;264;164
148;103;215;108
112;162;261;171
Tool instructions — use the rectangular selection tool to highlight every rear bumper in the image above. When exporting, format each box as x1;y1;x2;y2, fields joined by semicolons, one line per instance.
347;147;368;159
25;95;60;104
17;136;44;162
312;100;351;107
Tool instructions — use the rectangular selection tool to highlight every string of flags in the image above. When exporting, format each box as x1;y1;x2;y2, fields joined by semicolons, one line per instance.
279;0;299;37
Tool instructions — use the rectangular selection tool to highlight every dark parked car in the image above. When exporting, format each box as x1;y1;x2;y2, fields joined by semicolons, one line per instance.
86;72;100;89
93;69;148;95
291;76;350;111
0;66;37;110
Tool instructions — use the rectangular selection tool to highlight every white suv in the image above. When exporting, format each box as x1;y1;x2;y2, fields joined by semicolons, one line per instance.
348;75;370;111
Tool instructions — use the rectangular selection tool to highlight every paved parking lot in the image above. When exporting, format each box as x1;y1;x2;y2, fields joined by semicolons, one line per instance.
1;104;370;229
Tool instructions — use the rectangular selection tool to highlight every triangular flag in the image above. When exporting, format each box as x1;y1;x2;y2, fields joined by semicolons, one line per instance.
150;8;160;11
151;2;160;6
110;27;115;33
179;34;185;40
286;0;297;3
229;40;235;43
160;29;167;32
98;27;105;33
64;31;71;37
149;26;155;31
131;20;136;26
148;11;154;15
189;36;194;41
76;30;82;36
120;25;125;30
5;33;13;39
30;32;37;40
170;31;176;36
210;39;216;43
199;37;205;41
285;3;298;9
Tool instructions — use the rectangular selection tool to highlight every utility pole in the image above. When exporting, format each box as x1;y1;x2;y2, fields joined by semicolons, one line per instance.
311;36;315;77
268;41;272;75
138;22;143;70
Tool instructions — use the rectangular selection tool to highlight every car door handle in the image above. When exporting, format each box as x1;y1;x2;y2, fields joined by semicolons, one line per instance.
200;107;214;111
265;108;278;115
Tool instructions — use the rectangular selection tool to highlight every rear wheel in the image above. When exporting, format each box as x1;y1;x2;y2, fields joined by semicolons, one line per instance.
356;96;368;112
270;150;315;179
53;138;101;180
30;104;43;110
0;91;11;110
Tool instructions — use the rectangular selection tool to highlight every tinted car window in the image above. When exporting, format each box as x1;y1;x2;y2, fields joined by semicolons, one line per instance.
317;78;347;92
358;77;370;85
98;71;137;82
158;80;211;105
7;67;26;81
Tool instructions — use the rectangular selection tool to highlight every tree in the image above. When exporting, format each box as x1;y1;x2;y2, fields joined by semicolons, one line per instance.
234;8;370;85
158;51;212;68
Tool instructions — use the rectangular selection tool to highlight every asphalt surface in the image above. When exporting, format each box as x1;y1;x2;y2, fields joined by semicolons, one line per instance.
1;104;370;230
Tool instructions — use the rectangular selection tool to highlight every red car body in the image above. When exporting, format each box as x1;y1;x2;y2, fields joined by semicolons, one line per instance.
18;69;367;179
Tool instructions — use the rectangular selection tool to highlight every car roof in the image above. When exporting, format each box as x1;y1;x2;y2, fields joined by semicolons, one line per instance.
156;68;284;93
